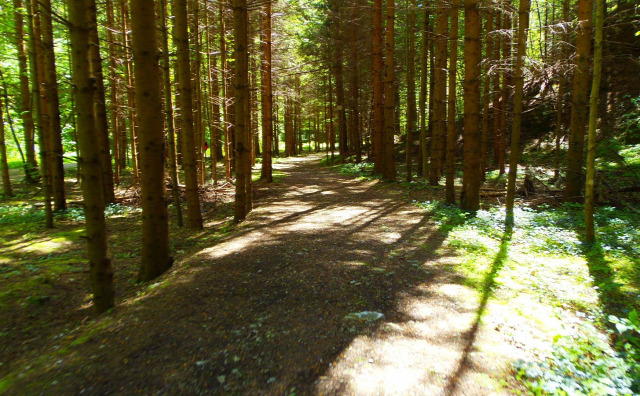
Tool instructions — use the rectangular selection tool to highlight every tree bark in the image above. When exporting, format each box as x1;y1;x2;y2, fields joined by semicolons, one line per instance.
260;0;273;182
446;5;459;204
13;0;38;183
131;0;173;280
553;0;569;180
160;0;183;227
40;0;66;211
328;70;335;161
0;92;12;196
27;0;53;227
461;0;482;211
68;0;115;314
405;0;416;182
220;2;232;182
506;0;531;227
349;1;362;163
372;0;384;174
382;0;396;180
430;3;448;185
585;0;603;243
498;6;511;175
492;11;501;169
480;8;493;180
418;8;430;178
564;0;593;202
205;1;221;185
105;0;121;184
88;4;116;204
190;0;205;185
173;0;203;228
335;50;347;161
233;0;250;222
121;0;139;182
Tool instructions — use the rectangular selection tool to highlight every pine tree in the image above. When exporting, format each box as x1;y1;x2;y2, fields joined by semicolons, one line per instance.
382;0;396;180
372;0;383;174
260;0;273;182
13;0;38;183
173;0;204;229
0;92;13;196
445;4;459;204
585;0;604;243
506;0;531;228
430;3;448;185
131;0;173;280
233;0;251;222
461;0;482;211
564;0;593;202
68;0;115;314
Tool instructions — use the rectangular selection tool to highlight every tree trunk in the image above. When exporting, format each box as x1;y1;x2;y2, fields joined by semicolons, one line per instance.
461;0;482;211
372;0;384;174
190;0;204;186
405;0;416;182
260;0;273;182
13;0;38;183
273;95;280;156
285;92;294;157
505;0;531;227
68;0;115;314
564;0;593;202
233;0;250;222
131;0;173;280
205;2;220;185
0;92;12;196
220;2;232;182
585;0;603;243
498;6;511;175
121;0;139;182
349;2;362;163
430;3;448;185
295;75;303;155
382;0;396;180
173;0;203;229
106;0;121;184
88;6;116;204
480;8;493;180
328;71;335;161
335;50;347;161
446;5;459;204
492;11;501;169
160;0;183;227
27;0;53;227
418;8;430;178
553;0;569;180
40;0;66;211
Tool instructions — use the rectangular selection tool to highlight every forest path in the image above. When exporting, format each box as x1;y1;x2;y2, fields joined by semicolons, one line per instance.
9;155;523;395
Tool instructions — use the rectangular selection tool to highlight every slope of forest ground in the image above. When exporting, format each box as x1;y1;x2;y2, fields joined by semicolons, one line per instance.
1;153;640;394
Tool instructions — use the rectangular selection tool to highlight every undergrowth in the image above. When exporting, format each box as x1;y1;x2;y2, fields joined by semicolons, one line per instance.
416;200;640;395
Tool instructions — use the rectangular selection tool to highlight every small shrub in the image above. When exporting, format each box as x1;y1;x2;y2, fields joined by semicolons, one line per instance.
514;317;636;395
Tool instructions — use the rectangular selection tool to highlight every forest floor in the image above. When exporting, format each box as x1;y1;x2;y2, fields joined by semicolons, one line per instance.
1;153;639;394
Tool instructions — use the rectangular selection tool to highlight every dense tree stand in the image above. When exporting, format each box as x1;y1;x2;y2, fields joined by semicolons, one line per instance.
1;0;639;391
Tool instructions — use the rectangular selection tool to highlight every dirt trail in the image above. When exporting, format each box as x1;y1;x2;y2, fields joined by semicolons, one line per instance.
7;155;524;395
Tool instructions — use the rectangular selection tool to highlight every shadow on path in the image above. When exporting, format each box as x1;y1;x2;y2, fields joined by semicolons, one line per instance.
444;231;512;396
4;156;514;395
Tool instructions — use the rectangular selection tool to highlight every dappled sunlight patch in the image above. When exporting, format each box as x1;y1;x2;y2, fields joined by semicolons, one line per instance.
322;206;371;224
317;278;522;395
410;198;640;392
23;237;75;254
